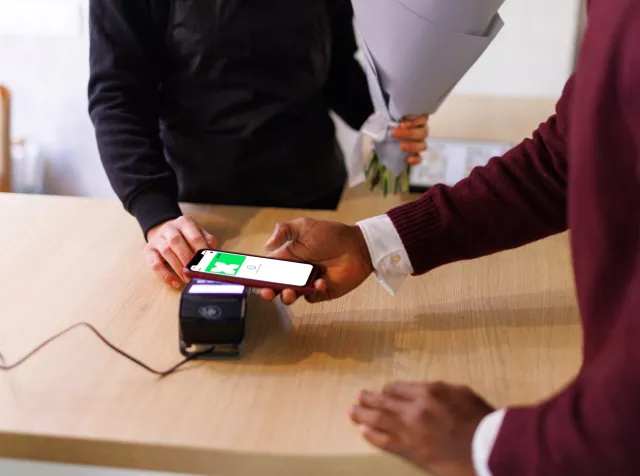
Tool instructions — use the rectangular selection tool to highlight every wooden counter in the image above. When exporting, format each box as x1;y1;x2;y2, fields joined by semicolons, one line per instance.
0;94;579;475
0;185;581;476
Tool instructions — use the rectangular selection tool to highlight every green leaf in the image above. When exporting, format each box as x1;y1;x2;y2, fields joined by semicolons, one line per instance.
363;155;414;197
364;150;378;175
381;167;392;197
366;165;379;190
400;166;410;193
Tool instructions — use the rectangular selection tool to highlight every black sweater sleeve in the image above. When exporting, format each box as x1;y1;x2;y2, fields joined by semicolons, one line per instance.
88;0;182;238
324;0;374;131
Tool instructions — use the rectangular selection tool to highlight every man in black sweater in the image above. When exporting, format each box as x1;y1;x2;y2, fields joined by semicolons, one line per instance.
88;0;427;289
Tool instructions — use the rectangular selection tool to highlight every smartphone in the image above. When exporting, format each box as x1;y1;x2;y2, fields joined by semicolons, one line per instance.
184;250;321;294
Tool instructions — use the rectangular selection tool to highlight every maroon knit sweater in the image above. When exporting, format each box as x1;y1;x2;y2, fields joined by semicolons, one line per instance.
387;1;640;474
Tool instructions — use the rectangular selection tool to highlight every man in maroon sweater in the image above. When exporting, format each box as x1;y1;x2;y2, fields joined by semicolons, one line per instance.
259;0;640;474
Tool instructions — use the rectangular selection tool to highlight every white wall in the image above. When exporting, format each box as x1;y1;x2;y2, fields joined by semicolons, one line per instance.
453;0;580;97
1;1;578;475
0;0;114;197
0;0;579;198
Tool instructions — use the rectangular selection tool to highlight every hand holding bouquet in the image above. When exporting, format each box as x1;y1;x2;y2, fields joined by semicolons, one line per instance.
348;0;505;195
363;115;428;196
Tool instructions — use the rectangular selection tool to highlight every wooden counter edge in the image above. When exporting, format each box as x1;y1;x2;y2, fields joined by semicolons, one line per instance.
0;432;422;476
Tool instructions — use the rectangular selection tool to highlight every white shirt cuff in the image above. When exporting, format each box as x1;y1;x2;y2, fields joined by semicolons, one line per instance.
356;215;413;295
472;408;507;476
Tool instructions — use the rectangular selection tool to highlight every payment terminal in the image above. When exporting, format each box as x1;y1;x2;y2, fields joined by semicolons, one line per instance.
179;279;249;359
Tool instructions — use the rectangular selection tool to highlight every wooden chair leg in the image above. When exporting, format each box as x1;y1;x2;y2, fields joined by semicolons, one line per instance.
0;86;11;193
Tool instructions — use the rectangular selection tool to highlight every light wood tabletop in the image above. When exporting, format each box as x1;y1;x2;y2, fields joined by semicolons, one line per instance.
0;95;580;476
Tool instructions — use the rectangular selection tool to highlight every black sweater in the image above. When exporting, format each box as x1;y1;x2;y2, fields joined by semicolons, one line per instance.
88;0;373;236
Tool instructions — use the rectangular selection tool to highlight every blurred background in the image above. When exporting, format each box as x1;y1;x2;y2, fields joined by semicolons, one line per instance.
0;0;583;198
1;0;583;475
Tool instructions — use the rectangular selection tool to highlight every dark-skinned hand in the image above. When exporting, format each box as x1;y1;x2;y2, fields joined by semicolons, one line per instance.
349;381;495;476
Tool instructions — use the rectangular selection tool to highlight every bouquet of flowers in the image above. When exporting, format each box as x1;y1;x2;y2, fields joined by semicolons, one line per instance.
348;0;506;196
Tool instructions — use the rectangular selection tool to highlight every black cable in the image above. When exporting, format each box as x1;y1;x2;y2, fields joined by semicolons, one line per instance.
0;322;214;378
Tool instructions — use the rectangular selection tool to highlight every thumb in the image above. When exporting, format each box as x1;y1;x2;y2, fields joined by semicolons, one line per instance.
265;222;297;251
268;242;298;262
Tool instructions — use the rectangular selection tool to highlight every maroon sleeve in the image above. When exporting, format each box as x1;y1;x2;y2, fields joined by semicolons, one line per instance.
490;6;640;475
489;314;640;475
386;77;573;275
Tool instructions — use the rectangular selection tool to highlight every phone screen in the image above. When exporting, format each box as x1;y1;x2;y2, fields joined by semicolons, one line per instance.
189;251;314;287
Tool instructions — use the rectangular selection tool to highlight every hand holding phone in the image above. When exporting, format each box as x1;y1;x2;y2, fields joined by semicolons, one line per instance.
186;218;376;304
259;218;375;305
146;216;218;289
184;250;322;294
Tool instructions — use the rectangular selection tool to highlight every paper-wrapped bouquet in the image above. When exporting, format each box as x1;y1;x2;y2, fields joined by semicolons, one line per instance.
348;0;505;195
